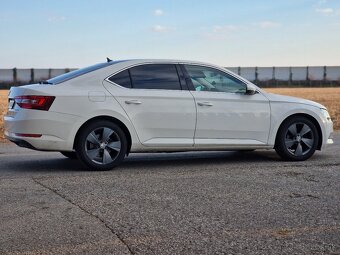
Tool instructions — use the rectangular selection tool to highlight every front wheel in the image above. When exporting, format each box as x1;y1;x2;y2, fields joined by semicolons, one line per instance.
275;116;319;161
75;120;127;171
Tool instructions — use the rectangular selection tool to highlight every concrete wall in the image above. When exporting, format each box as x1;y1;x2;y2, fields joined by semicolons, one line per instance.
227;66;340;82
0;66;340;89
0;68;76;86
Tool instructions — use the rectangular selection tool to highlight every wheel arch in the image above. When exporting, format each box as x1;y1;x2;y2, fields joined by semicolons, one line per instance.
275;113;322;150
73;115;132;155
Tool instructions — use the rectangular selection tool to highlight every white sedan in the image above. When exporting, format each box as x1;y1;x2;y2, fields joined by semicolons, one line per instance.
4;59;334;170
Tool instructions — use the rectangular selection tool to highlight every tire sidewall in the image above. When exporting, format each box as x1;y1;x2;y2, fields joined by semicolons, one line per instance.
75;120;127;170
275;116;319;161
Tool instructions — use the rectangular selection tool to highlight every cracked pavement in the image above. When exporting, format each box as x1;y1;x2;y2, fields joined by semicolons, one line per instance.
0;133;339;254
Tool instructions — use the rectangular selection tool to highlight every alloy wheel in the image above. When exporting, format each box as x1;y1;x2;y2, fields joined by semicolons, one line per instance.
284;122;314;157
85;127;121;165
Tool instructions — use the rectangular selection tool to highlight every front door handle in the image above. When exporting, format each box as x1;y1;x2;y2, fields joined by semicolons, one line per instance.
197;102;213;107
125;100;142;105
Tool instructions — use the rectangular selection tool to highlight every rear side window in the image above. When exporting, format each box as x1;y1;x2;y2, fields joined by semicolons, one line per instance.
108;69;132;88
48;61;124;85
129;64;181;90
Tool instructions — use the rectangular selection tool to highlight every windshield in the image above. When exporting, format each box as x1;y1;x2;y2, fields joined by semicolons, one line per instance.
47;60;124;84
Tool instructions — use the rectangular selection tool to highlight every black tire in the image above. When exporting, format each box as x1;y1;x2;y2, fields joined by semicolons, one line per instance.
60;151;78;159
75;120;127;171
275;116;319;161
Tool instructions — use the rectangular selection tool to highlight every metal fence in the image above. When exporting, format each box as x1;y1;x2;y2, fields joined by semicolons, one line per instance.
1;66;340;89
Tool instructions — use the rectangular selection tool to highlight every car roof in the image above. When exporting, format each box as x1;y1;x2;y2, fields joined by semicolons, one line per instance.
116;59;218;66
48;58;255;88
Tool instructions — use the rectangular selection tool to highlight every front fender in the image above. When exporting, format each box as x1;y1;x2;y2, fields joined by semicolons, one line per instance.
268;102;324;147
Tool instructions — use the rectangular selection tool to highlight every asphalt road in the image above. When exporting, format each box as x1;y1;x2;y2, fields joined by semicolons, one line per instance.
0;134;340;255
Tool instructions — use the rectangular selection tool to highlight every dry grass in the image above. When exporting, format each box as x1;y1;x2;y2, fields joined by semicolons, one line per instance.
0;90;8;142
0;88;339;143
265;88;340;131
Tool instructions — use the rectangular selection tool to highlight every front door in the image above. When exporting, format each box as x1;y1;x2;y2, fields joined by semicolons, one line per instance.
182;64;271;146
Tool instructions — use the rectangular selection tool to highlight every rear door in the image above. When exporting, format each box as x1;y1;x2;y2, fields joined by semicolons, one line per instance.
103;63;196;147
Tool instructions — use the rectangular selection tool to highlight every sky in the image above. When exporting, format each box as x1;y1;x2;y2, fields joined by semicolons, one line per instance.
1;0;340;68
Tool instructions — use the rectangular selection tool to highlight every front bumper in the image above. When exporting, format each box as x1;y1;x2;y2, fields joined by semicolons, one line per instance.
321;117;334;150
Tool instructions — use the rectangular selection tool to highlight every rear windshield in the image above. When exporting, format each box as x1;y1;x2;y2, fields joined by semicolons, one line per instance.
47;61;124;84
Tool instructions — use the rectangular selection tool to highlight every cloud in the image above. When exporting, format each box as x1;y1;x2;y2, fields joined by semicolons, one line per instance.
254;21;281;29
212;25;238;33
154;9;164;16
152;25;173;33
202;25;238;40
206;21;280;38
315;7;334;15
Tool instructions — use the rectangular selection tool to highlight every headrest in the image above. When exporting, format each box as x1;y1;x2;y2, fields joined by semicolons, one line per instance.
188;70;206;79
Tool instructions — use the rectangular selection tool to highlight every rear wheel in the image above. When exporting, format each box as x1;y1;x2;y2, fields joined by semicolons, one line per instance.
275;116;319;161
75;120;127;171
60;151;78;159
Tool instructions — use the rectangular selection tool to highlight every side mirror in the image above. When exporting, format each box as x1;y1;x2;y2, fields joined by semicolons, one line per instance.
245;84;257;95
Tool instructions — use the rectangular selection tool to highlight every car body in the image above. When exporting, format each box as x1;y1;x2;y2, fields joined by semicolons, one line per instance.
4;59;334;170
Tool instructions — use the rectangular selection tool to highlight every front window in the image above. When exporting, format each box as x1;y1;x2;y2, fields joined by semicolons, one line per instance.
184;65;247;93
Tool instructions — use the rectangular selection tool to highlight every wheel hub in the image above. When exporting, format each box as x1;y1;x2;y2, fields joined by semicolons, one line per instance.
100;142;107;149
296;134;302;143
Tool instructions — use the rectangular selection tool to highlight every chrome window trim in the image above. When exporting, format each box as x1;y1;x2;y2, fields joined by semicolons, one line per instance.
104;60;263;94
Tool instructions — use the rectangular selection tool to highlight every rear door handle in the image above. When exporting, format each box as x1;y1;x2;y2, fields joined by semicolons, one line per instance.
197;102;213;107
125;100;142;105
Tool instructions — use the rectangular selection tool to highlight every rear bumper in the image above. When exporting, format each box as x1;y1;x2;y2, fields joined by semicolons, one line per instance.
4;109;80;151
5;136;37;150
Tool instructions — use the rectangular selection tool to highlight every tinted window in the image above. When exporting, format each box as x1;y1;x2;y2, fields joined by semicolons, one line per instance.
184;65;246;93
108;70;132;88
129;64;181;90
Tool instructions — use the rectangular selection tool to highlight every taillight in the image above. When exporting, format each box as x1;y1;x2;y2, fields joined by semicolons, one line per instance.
15;95;55;111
